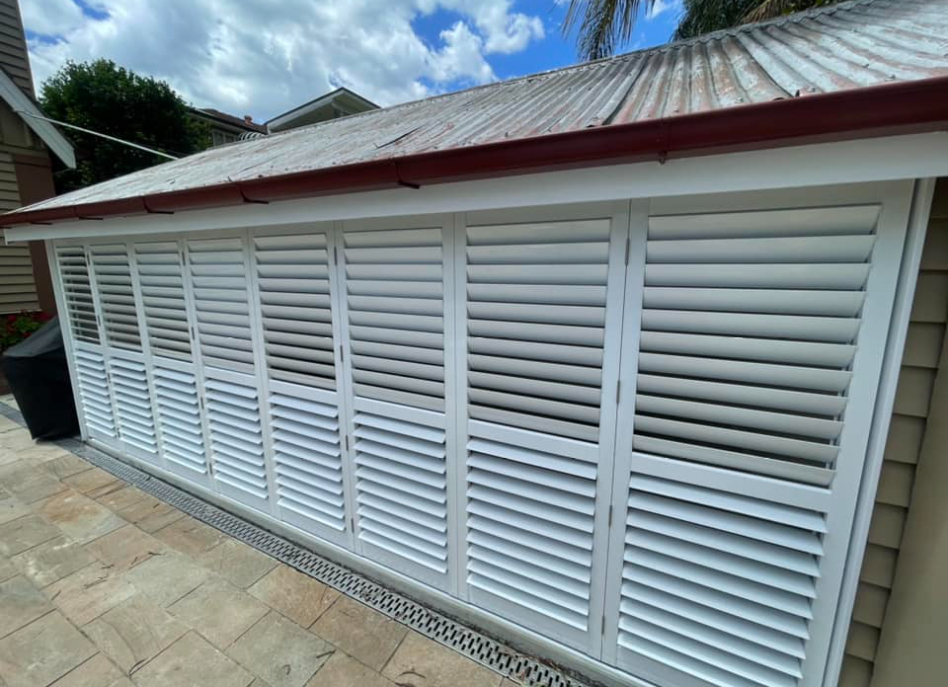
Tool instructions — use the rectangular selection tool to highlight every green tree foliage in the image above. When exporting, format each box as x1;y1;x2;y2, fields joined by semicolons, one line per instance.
564;0;844;60
40;59;210;192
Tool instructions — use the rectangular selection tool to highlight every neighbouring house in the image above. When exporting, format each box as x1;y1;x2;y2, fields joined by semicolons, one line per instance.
0;0;75;315
2;2;947;687
191;87;378;148
265;87;378;133
187;107;267;147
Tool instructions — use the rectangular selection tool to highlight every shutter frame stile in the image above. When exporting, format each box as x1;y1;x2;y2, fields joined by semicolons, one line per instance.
605;183;915;687
48;240;92;444
461;201;633;655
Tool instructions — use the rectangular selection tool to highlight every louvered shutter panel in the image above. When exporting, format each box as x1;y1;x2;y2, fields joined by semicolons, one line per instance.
462;211;626;650
341;219;453;590
187;236;255;371
73;348;116;441
89;244;142;350
55;245;99;344
135;241;192;359
205;374;270;512
133;240;213;483
254;230;336;387
616;456;827;687
153;365;210;483
108;357;159;460
635;205;881;485
608;201;908;687
268;380;347;542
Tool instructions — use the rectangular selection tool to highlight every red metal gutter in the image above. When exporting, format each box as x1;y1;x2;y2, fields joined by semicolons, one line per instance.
5;75;948;228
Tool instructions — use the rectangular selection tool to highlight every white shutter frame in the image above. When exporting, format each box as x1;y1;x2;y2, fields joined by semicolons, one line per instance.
337;214;458;593
460;201;632;656
603;184;915;686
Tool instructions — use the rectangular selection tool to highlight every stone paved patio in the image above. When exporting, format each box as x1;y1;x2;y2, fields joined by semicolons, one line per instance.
0;396;517;687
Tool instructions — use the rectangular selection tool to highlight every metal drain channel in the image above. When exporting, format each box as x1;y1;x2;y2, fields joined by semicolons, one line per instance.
0;403;594;687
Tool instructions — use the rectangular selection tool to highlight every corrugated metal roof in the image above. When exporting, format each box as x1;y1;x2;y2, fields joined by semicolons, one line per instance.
16;0;948;214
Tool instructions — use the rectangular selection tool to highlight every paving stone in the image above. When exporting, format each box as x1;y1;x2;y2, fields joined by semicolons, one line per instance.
382;631;502;687
0;429;36;453
228;611;334;687
45;561;137;626
0;463;67;503
95;485;148;513
133;632;253;687
123;550;209;607
0;513;60;556
49;653;125;687
84;525;166;574
119;495;185;533
0;496;29;526
306;652;396;687
11;444;71;465
45;453;94;480
0;611;97;687
311;595;407;670
0;415;18;434
12;535;96;587
85;595;187;673
0;575;54;638
35;489;126;545
169;577;268;649
64;468;123;499
197;539;276;588
0;556;16;583
154;516;227;557
499;680;520;687
249;565;339;628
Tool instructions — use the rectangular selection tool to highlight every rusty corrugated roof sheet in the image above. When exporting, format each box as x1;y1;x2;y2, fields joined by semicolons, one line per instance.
15;0;948;215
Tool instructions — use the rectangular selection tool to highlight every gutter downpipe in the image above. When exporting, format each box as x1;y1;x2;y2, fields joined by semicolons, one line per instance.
4;75;948;228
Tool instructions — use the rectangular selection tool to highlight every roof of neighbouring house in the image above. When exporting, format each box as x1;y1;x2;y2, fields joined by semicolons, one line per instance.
189;108;268;134
0;67;76;168
266;87;379;132
3;0;947;226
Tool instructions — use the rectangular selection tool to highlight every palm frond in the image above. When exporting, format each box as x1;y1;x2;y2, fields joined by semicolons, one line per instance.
563;0;653;61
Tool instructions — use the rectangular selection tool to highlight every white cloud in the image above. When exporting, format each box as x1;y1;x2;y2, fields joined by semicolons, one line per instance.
24;0;545;121
21;0;85;36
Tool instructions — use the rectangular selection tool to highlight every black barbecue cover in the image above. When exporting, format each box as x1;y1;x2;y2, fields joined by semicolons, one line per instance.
1;317;79;440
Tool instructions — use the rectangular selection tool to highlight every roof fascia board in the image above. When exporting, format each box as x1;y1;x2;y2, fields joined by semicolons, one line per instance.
7;131;947;243
0;70;76;168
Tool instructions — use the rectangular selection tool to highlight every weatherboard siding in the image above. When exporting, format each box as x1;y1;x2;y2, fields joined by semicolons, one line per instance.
0;0;32;97
840;180;948;687
0;150;37;313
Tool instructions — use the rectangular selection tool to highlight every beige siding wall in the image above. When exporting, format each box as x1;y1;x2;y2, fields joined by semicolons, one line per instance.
0;0;33;96
839;179;948;686
0;149;39;313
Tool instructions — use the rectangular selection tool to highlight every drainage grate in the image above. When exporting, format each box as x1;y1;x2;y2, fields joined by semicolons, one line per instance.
0;403;596;687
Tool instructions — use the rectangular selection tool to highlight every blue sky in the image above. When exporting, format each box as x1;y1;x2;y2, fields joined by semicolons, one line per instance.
23;0;683;121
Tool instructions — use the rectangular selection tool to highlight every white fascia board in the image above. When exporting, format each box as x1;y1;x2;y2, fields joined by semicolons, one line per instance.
6;130;948;243
0;70;76;169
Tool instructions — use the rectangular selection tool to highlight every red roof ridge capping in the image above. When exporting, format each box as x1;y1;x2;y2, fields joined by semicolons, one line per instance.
5;75;948;228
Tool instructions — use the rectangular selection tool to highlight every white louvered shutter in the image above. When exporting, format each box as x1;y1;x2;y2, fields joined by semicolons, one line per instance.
188;235;271;511
187;236;255;372
462;209;627;651
205;374;269;511
88;244;141;350
55;245;100;344
134;240;212;484
87;243;160;463
252;227;347;544
73;347;117;441
341;219;453;590
608;201;908;687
